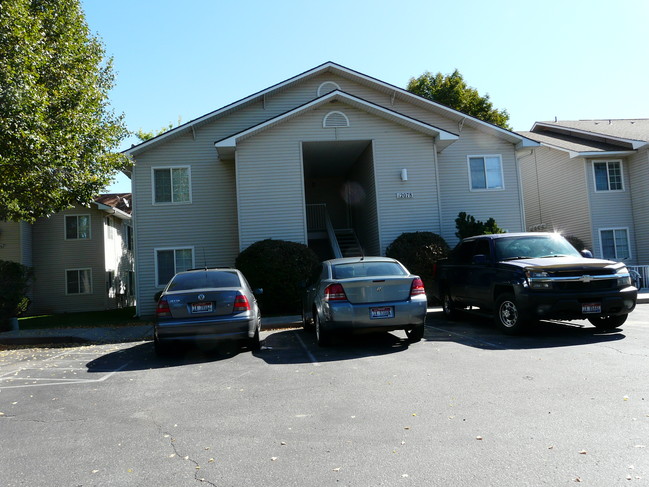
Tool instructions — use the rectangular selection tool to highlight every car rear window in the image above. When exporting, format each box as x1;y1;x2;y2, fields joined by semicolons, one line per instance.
167;271;241;291
332;262;407;279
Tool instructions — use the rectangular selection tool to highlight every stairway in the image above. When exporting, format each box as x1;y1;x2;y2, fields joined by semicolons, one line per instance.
334;229;363;257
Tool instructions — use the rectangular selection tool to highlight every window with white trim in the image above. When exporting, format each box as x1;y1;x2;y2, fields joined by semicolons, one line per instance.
66;269;92;294
153;167;191;204
65;215;91;240
155;248;194;286
593;160;624;191
468;155;504;190
600;228;630;260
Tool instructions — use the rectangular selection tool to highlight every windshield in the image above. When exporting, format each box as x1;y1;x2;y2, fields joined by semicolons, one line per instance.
167;271;241;291
332;261;408;279
494;235;581;261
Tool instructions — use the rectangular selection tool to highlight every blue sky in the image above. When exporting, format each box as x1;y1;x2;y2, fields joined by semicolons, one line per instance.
83;0;649;193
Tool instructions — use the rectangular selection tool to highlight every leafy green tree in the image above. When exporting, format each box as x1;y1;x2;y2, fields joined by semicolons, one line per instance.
0;260;33;330
0;0;129;223
407;70;511;129
134;117;182;142
455;212;505;240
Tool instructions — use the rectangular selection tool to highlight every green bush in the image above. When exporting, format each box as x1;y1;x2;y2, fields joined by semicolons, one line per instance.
455;212;505;240
0;260;33;330
235;239;319;315
385;231;450;299
564;235;587;252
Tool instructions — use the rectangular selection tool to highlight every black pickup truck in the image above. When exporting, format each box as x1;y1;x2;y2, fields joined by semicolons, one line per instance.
432;232;637;333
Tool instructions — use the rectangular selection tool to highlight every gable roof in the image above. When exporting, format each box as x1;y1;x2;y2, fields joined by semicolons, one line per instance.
214;90;459;160
93;193;132;219
519;119;649;158
126;62;537;156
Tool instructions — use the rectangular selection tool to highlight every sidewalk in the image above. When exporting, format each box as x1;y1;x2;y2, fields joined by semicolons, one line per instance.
0;315;303;346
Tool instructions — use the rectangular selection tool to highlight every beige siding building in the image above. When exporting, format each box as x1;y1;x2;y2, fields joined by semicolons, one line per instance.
127;62;538;316
518;120;649;268
0;194;135;315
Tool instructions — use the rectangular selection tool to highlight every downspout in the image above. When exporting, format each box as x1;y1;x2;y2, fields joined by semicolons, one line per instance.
514;146;528;232
432;140;443;235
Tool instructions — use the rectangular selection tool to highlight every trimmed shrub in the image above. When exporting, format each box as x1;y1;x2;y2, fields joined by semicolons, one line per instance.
0;260;33;330
455;212;505;240
235;239;319;315
385;231;450;299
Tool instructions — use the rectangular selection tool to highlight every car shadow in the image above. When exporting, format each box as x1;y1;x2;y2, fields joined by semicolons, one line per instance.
86;340;252;373
424;310;626;350
254;327;411;365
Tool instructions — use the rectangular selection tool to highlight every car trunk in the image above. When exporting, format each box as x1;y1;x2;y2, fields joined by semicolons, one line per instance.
165;288;240;319
341;277;412;304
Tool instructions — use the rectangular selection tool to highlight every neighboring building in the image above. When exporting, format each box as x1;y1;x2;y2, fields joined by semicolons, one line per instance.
518;120;649;264
126;62;538;316
0;194;135;315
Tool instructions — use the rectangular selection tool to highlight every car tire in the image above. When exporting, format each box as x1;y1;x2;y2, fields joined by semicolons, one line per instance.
494;293;529;334
405;323;425;343
302;309;314;330
248;325;261;351
314;312;331;347
153;332;169;356
588;314;627;331
442;291;459;321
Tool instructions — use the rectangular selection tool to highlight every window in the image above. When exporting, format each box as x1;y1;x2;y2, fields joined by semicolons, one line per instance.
153;167;191;204
66;269;92;294
124;223;133;251
155;248;194;286
593;161;623;191
468;155;504;190
600;229;630;260
65;215;91;240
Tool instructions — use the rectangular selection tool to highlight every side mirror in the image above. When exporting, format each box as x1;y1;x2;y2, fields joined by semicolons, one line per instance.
472;254;489;265
580;249;594;259
154;291;162;302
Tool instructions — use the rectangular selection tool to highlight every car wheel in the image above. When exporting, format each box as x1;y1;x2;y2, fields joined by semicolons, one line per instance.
588;314;627;331
494;293;528;334
442;291;459;320
405;323;425;343
153;332;169;356
302;308;314;330
314;312;331;347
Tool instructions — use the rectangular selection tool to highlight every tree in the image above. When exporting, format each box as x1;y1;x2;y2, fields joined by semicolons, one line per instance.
0;0;129;223
407;69;511;129
134;117;182;142
455;212;505;240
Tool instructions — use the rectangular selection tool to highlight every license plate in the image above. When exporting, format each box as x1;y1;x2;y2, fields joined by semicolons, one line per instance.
191;302;213;313
370;306;394;319
582;303;601;314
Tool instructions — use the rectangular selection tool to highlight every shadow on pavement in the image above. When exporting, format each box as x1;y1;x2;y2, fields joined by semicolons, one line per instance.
425;310;626;350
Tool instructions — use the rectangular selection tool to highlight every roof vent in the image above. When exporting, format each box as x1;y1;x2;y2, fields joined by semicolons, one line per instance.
323;111;349;128
317;81;341;97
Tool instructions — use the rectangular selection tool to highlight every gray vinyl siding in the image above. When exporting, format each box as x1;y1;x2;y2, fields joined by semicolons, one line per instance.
629;149;649;263
0;221;23;263
518;147;592;247
436;127;523;246
586;158;636;263
235;104;441;255
20;222;32;266
30;206;107;314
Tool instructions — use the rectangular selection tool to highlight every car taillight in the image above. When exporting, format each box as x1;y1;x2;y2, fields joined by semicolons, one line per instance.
324;283;348;302
156;297;171;317
233;293;251;312
410;278;425;296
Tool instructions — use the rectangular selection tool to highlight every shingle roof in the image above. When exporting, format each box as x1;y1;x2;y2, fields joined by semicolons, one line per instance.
535;119;649;143
518;130;629;153
94;193;132;215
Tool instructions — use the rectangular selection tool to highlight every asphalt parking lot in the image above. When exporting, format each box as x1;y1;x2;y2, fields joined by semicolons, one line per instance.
1;306;648;486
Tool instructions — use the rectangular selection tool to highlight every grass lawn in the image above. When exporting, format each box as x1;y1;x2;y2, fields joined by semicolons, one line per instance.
17;307;152;330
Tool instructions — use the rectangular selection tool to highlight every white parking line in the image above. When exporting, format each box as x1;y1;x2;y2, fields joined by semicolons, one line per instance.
293;330;320;366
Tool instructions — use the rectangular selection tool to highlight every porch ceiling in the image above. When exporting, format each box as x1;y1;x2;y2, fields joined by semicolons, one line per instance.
302;141;370;178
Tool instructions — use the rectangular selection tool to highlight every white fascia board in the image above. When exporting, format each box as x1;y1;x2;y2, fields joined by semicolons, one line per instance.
532;122;646;149
568;150;636;159
92;202;132;220
214;91;458;154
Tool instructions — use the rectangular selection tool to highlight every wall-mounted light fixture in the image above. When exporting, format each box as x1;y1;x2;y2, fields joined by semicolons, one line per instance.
400;168;408;181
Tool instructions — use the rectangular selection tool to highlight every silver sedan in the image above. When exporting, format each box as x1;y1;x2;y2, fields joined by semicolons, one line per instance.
154;268;262;354
302;257;427;346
